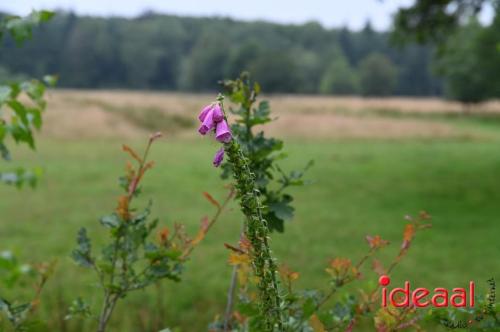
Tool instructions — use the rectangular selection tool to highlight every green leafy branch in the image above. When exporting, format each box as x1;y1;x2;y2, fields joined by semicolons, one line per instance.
0;11;55;44
0;11;57;188
220;72;313;233
71;133;233;332
0;251;56;331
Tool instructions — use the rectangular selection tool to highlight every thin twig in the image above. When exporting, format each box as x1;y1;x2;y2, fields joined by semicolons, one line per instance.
223;223;245;331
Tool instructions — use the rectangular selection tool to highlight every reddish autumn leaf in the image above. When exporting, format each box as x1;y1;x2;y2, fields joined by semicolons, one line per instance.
116;195;130;220
224;243;246;254
191;217;211;246
203;192;221;209
278;264;300;282
402;224;415;249
403;224;415;242
366;235;389;249
326;258;354;279
158;227;169;244
190;229;205;246
309;314;327;332
122;144;142;163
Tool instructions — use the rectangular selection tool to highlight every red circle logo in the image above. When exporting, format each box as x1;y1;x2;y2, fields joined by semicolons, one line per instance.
379;275;391;286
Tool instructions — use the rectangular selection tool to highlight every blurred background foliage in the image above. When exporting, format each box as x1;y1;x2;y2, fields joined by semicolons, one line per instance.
0;11;480;98
1;5;498;103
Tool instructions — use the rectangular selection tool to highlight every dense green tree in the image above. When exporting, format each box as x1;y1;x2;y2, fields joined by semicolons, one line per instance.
180;31;230;91
248;51;301;93
61;19;124;87
359;53;398;96
392;1;499;103
435;19;491;104
392;0;494;44
320;52;358;95
338;26;355;65
391;44;442;96
474;7;500;98
294;48;324;93
225;40;263;79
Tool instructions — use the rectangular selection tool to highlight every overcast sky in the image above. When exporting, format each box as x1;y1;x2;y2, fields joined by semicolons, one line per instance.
1;0;417;31
1;0;494;31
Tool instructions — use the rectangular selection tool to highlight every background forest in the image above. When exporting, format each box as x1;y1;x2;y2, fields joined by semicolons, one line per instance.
0;10;497;100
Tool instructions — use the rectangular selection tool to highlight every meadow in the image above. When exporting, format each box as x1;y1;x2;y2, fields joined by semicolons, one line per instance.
1;90;500;331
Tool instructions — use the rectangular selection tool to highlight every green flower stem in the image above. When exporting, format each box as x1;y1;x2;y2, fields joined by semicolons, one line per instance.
224;138;284;331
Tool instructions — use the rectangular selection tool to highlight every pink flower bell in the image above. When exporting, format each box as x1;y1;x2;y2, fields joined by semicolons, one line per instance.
198;108;215;135
198;104;213;122
215;119;232;143
212;104;224;123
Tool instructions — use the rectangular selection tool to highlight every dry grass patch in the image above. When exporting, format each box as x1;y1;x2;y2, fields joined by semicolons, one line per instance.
40;90;500;140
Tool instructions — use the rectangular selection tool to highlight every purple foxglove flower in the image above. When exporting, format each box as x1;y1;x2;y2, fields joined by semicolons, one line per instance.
198;104;213;122
198;109;215;135
215;119;232;143
212;104;224;123
213;147;224;167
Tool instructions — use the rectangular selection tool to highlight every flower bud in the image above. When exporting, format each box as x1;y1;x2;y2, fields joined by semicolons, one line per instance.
213;147;225;167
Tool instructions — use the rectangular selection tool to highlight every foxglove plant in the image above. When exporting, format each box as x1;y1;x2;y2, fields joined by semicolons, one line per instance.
215;73;312;330
219;72;312;233
198;97;284;331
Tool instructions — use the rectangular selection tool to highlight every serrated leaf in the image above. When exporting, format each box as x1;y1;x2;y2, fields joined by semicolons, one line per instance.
72;228;93;268
269;198;294;221
100;214;121;228
7;100;29;126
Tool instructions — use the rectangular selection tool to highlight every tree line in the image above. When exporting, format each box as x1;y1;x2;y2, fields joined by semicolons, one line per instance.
0;10;498;100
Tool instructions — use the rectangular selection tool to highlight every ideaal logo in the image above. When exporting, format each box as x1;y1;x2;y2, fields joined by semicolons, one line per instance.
379;275;475;308
378;275;496;329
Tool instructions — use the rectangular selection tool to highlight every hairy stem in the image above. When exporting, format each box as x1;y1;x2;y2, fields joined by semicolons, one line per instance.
224;139;283;331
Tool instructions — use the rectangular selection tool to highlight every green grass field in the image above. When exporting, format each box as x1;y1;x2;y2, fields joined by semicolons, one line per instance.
1;132;500;330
